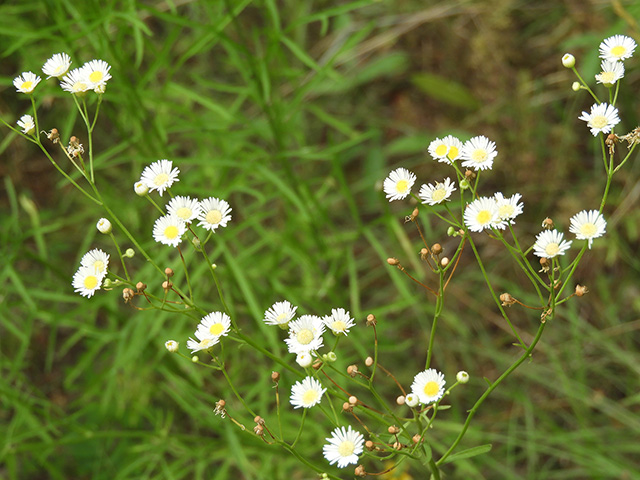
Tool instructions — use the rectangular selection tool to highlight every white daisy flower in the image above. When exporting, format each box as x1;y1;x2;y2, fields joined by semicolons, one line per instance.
442;135;463;163
322;308;355;336
599;35;637;62
296;352;313;368
81;59;112;91
60;68;90;94
196;311;231;339
164;340;179;352
134;181;149;196
197;197;232;231
410;368;446;405
16;115;35;135
186;328;220;353
152;214;187;247
461;135;497;171
72;265;105;298
140;159;180;196
42;52;71;78
419;177;456;206
427;137;448;161
13;72;41;94
578;103;620;136
263;300;298;328
464;196;503;232
167;195;201;223
595;60;625;86
290;376;326;409
569;210;607;249
405;393;419;407
493;192;524;228
323;426;365;468
80;248;110;275
383;167;416;201
532;229;572;258
284;315;325;355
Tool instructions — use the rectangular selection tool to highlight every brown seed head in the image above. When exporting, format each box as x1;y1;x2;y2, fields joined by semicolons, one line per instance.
500;293;516;306
162;280;172;291
355;465;366;477
253;425;264;436
431;243;443;255
365;440;375;451
575;284;589;297
122;288;134;303
254;416;264;425
542;217;554;230
47;128;60;143
347;365;358;377
342;402;352;412
412;434;421;444
364;356;374;367
271;371;280;383
366;314;377;326
388;425;400;435
165;267;174;277
396;395;405;405
386;257;399;266
136;282;147;292
393;441;404;450
464;169;476;179
348;395;358;405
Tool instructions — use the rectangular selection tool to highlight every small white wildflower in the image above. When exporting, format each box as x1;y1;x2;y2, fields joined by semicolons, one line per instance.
284;315;325;355
81;59;112;91
493;192;524;227
197;197;232;232
322;308;355;336
595;60;625;86
383;168;416;201
290;376;326;409
410;368;446;405
42;53;72;78
578;103;620;136
461;135;498;171
569;210;606;249
80;248;110;275
263;300;298;328
16;115;35;135
599;35;636;62
140;159;180;196
13;72;41;94
196;311;232;340
464;196;503;232
167;195;201;223
152;214;186;248
419;177;456;206
323;426;365;468
72;265;105;298
60;68;90;94
532;229;572;258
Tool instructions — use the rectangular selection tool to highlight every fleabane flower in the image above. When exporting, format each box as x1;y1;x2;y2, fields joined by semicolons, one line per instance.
464;196;503;232
284;315;325;355
42;53;71;78
410;368;446;405
296;352;313;368
263;300;297;328
290;376;326;409
532;229;572;258
197;311;232;340
599;35;637;62
427;137;448;161
419;177;456;206
197;197;232;231
167;195;201;223
383;167;416;201
322;308;355;336
578;103;620;136
60;68;90;94
595;60;625;86
152;214;186;247
140;159;180;196
323;426;365;468
134;181;149;196
186;328;220;353
72;265;105;298
461;135;497;171
80;248;110;275
13;72;41;94
17;115;35;135
442;135;463;163
81;59;112;91
493;192;524;228
569;210;606;249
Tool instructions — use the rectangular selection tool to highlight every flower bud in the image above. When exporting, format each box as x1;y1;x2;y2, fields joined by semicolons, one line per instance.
296;352;313;368
572;81;581;92
124;248;135;258
191;355;199;363
164;340;178;352
326;351;337;363
396;395;405;405
365;356;373;367
134;181;149;196
459;179;470;190
440;257;449;267
447;226;456;236
405;393;419;408
386;257;399;266
562;53;575;68
456;371;470;384
96;218;112;234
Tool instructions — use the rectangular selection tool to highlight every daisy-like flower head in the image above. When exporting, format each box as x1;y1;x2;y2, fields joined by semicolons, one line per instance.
80;248;110;275
442;135;463;163
578;103;620;136
196;311;231;340
96;218;112;234
164;340;179;353
599;35;637;63
419;177;456;206
569;210;606;249
167;195;201;223
60;68;90;94
383;167;416;201
186;328;220;353
72;265;105;298
197;197;232;232
323;425;365;468
405;393;419;408
263;300;298;328
427;137;448;161
17;115;35;135
13;72;41;94
493;192;524;228
595;60;625;86
42;53;71;78
140;159;180;196
290;376;327;409
134;181;149;196
532;229;572;258
81;59;112;91
322;308;355;336
152;214;187;247
284;315;325;355
464;196;503;232
461;135;498;171
410;368;446;405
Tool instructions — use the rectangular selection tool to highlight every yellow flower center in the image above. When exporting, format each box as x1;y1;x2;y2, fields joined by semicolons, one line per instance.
176;207;192;220
431;187;447;202
93;260;106;273
471;149;488;163
154;173;169;186
276;313;288;323
338;440;355;458
498;205;514;218
296;328;314;345
209;323;225;336
580;223;597;237
206;209;222;225
610;45;627;58
599;71;616;83
302;389;319;405
73;82;87;92
84;275;98;289
423;381;440;397
435;144;448;157
21;81;33;91
476;210;492;225
89;71;104;83
590;115;608;129
331;320;346;332
164;225;179;239
545;242;560;256
395;180;409;193
199;338;213;348
447;145;459;160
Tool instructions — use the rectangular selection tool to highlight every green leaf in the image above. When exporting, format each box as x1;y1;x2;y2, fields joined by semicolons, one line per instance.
441;444;493;464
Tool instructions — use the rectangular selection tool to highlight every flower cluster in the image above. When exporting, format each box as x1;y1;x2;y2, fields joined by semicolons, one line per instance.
72;248;110;298
532;210;606;258
187;311;231;353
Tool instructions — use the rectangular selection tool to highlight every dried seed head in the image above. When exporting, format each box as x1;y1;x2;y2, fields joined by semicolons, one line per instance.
365;356;374;367
388;425;400;435
136;282;147;292
271;371;280;383
431;243;443;255
253;425;264;436
355;465;366;477
162;280;172;291
419;247;429;260
342;402;352;412
312;360;322;370
366;314;377;326
393;441;404;450
254;416;264;425
387;257;399;266
500;292;516;306
396;395;405;405
464;169;476;180
412;434;421;444
122;288;134;303
365;440;375;451
541;217;554;230
165;267;174;277
46;128;60;143
347;365;358;377
348;395;358;405
575;284;589;297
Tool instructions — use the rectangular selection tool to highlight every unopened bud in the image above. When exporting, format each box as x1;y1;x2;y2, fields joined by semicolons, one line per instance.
572;81;581;92
136;282;147;292
162;280;172;291
366;314;377;326
431;243;442;255
271;371;280;383
164;340;178;352
134;181;149;196
122;288;134;302
388;425;400;434
348;395;358;405
365;440;375;451
325;351;337;363
459;179;470;190
296;353;313;368
191;355;199;363
405;393;419;407
165;268;174;277
386;257;399;266
365;356;373;367
575;284;588;297
342;402;352;412
440;257;449;267
396;395;405;405
192;236;201;250
562;53;575;68
447;226;456;236
456;371;470;384
124;248;135;258
96;218;112;234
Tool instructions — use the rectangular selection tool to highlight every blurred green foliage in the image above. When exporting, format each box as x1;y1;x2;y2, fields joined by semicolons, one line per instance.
1;0;640;479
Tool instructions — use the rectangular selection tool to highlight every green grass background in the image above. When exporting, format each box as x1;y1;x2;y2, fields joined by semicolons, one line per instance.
1;0;640;479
